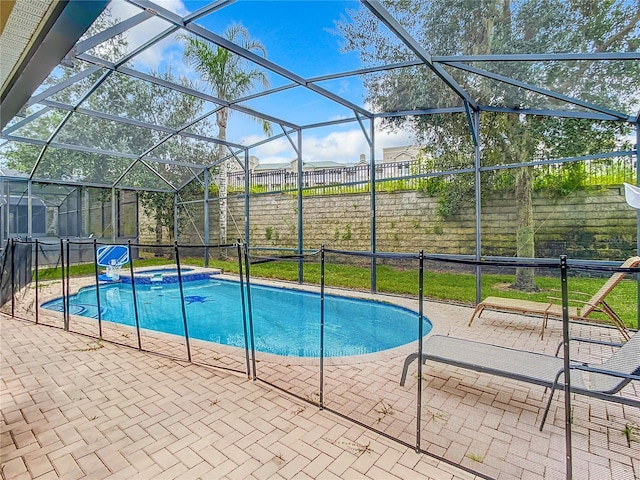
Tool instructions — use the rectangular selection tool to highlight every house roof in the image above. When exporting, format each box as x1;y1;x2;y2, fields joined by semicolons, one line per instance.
253;162;292;172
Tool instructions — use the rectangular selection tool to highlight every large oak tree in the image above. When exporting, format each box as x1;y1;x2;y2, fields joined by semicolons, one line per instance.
337;0;639;290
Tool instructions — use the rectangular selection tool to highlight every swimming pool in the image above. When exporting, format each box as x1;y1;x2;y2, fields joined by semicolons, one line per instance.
42;279;431;357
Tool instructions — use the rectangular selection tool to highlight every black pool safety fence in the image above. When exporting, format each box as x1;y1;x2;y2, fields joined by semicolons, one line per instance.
2;238;639;480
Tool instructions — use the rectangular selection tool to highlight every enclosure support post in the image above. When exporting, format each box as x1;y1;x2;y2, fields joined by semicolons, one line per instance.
244;149;250;247
116;190;121;238
319;245;325;410
416;250;424;453
173;193;179;244
111;188;116;243
369;119;377;293
1;180;6;244
27;180;33;239
34;239;39;324
560;256;573;480
76;187;83;241
93;238;103;339
243;243;257;380
175;242;192;363
237;240;251;378
127;240;142;351
473;110;482;304
636;123;639;330
5;181;11;241
204;168;210;267
84;188;90;238
135;192;140;243
297;129;304;284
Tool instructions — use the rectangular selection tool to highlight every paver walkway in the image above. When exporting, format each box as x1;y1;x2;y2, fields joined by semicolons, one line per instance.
1;315;477;480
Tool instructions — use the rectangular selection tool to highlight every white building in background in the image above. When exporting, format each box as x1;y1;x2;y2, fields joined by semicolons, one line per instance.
381;145;422;163
227;146;424;190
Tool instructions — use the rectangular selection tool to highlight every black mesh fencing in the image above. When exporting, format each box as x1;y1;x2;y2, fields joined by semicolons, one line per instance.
3;239;639;480
244;246;322;403
0;240;34;316
0;241;9;308
32;241;65;329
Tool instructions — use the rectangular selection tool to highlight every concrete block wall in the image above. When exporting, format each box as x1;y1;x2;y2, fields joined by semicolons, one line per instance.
158;186;637;260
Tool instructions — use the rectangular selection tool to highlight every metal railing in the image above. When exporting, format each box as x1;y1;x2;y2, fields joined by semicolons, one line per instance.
227;156;637;194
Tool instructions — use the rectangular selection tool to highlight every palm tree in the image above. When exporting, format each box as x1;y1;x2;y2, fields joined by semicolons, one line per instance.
183;24;271;244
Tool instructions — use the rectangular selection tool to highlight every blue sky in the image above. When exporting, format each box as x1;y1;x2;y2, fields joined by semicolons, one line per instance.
110;0;415;164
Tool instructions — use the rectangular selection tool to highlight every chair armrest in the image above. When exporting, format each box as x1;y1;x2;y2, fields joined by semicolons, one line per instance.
549;288;591;298
569;337;624;348
570;364;640;382
547;296;592;306
554;337;623;357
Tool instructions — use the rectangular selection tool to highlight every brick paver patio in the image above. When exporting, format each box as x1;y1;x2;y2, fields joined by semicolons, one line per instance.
1;314;478;480
2;273;638;479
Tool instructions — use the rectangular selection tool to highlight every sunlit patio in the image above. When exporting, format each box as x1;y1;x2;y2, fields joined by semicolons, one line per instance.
2;274;638;479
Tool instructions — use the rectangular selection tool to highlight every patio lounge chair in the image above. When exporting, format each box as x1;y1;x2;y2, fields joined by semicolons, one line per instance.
468;256;640;340
400;332;640;430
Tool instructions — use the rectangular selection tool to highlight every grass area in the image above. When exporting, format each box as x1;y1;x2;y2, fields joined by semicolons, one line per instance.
187;258;638;329
36;257;638;328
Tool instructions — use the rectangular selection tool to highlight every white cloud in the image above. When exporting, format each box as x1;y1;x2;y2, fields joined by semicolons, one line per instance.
244;127;418;164
107;0;190;71
251;137;296;162
128;29;182;70
157;0;189;16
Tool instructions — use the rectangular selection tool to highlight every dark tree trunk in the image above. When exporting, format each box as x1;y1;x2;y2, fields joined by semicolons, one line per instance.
511;165;539;291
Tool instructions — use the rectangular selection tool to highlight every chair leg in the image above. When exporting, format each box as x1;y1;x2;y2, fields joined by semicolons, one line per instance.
400;353;427;386
400;353;419;386
468;304;485;327
601;302;630;341
540;384;558;431
540;314;548;340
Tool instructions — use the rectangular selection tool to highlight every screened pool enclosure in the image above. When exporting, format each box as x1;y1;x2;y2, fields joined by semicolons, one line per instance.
1;1;639;479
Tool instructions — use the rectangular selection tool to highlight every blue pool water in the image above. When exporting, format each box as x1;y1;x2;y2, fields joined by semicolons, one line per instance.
41;279;431;357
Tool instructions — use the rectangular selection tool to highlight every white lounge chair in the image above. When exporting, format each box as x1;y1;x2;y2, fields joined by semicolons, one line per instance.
400;332;640;430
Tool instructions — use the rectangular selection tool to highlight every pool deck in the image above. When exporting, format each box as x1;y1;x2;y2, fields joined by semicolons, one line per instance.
2;273;639;479
1;314;477;480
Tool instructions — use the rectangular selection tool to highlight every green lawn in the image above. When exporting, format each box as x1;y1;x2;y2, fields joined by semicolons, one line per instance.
192;258;638;329
35;257;639;329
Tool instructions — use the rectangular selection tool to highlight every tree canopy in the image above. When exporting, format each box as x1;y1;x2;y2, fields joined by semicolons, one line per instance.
337;0;639;289
182;23;271;244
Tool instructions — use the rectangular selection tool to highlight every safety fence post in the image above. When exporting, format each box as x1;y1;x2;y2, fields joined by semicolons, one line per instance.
65;240;71;331
560;255;573;480
236;240;251;378
319;245;325;410
93;239;103;339
243;242;257;381
416;250;424;453
10;238;15;318
127;240;142;350
175;241;192;362
34;239;39;324
60;239;67;330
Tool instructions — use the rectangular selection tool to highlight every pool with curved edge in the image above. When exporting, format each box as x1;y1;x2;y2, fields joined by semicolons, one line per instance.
41;278;431;357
